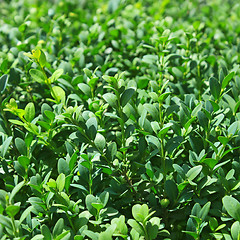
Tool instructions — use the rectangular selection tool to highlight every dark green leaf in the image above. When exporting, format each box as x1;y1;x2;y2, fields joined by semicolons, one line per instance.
209;77;221;100
120;88;135;107
0;74;8;94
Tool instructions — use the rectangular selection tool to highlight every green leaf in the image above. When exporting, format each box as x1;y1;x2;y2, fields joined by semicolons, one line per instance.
145;135;161;149
228;121;239;137
222;196;240;221
186;165;202;181
99;191;109;208
94;133;106;151
120;88;135;107
231;221;240;240
103;93;118;108
146;219;160;240
132;204;149;222
218;136;229;145
127;219;144;235
53;218;64;238
18;156;30;169
209;77;221;100
1;136;13;157
19;206;33;224
51;69;64;82
41;224;52;240
56;173;65;192
9;119;25;126
172;67;183;78
9;181;25;203
92;202;104;211
197;111;209;132
39;50;47;68
78;83;91;97
51;86;66;104
6;205;20;218
183;231;199;239
164;180;179;203
15;137;27;155
58;158;70;175
74;236;84;240
106;142;117;161
0;214;12;230
209;217;218;231
69;152;78;171
158;92;171;103
222;72;234;90
142;54;158;65
55;231;71;240
86;195;98;216
144;103;159;121
24;102;35;122
86;117;98;140
30;69;46;83
84;230;98;240
0;74;8;94
31;235;44;240
199;202;211;221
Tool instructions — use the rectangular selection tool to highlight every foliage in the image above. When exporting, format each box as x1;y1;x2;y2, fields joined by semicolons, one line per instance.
1;0;240;239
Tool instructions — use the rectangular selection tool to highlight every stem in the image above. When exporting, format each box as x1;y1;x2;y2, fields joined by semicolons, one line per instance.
11;216;18;237
89;162;92;194
66;213;76;233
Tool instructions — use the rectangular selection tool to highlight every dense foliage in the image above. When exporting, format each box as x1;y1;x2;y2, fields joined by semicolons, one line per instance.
1;0;240;239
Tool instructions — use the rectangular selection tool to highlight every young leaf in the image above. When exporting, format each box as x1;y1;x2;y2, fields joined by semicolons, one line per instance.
51;69;64;82
56;173;65;192
39;50;47;68
6;205;20;218
103;93;118;108
30;69;46;83
24;102;35;122
78;83;91;97
222;72;234;90
51;86;66;104
18;156;30;169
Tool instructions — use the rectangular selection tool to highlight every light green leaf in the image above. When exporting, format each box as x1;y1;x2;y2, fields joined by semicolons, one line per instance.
223;196;240;221
51;86;66;104
6;205;20;218
24;102;35;122
56;173;65;192
103;93;118;108
186;165;202;181
51;69;64;82
222;72;234;90
30;69;46;83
